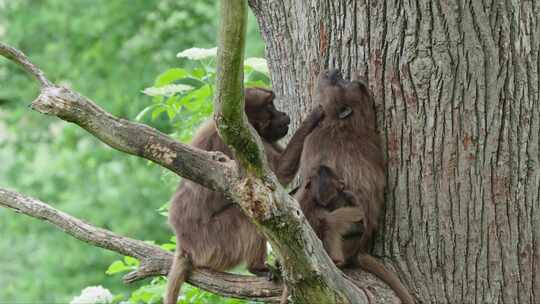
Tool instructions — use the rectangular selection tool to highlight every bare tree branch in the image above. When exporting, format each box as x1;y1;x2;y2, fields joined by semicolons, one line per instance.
0;43;52;87
0;188;283;302
0;42;236;193
0;188;399;303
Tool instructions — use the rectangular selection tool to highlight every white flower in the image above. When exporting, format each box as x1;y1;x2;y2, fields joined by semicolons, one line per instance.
176;47;217;60
244;57;269;74
142;84;193;97
70;286;113;304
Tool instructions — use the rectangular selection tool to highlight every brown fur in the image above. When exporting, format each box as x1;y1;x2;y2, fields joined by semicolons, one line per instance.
296;70;415;304
165;88;323;304
299;166;364;266
298;70;385;251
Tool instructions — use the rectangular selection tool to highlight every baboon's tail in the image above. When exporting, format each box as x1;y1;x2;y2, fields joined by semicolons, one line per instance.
357;253;415;304
165;249;192;304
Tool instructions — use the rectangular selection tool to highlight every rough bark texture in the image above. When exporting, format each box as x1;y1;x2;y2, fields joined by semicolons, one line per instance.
250;1;539;303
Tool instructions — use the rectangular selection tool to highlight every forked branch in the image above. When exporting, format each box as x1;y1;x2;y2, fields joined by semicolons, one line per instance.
0;188;397;303
0;188;283;303
0;43;52;87
0;42;236;193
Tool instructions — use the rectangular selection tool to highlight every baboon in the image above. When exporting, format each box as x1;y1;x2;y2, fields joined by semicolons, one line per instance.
295;70;415;304
165;87;324;304
301;165;364;266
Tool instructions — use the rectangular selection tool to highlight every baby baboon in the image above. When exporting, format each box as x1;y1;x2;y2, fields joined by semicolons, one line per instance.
296;70;415;304
308;166;364;267
165;87;324;304
300;166;364;266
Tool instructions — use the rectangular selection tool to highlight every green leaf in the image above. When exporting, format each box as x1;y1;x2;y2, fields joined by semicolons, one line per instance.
151;106;166;120
106;260;130;275
111;294;125;304
181;85;212;111
157;202;169;217
155;68;190;86
176;77;207;89
130;281;166;303
246;70;270;86
166;106;177;120
135;105;157;121
124;256;140;267
165;95;180;109
161;243;176;251
190;67;207;79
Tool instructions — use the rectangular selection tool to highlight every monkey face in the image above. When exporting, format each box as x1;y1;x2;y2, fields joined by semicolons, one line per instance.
307;165;357;211
315;69;375;124
245;88;291;142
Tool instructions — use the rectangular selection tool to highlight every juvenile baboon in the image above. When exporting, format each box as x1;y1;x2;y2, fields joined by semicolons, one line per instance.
165;87;324;304
301;165;364;266
296;70;415;304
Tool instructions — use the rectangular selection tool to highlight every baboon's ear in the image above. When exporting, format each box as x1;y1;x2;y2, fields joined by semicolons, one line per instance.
351;71;371;96
264;89;275;102
311;166;340;206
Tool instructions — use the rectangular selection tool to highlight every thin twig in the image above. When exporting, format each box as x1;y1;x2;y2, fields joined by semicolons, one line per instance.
0;42;53;87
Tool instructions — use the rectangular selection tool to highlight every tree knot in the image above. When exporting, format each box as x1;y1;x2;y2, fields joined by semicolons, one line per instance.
31;86;72;115
233;176;273;221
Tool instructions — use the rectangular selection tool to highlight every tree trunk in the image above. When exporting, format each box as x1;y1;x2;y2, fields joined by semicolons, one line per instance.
250;1;539;303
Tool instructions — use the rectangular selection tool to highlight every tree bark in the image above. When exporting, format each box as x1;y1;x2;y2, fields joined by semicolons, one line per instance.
250;1;539;303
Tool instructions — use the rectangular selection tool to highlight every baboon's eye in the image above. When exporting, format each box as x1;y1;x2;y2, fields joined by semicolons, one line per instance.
338;105;353;119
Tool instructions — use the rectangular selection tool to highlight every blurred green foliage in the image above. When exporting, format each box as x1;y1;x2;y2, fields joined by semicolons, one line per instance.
0;0;265;303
